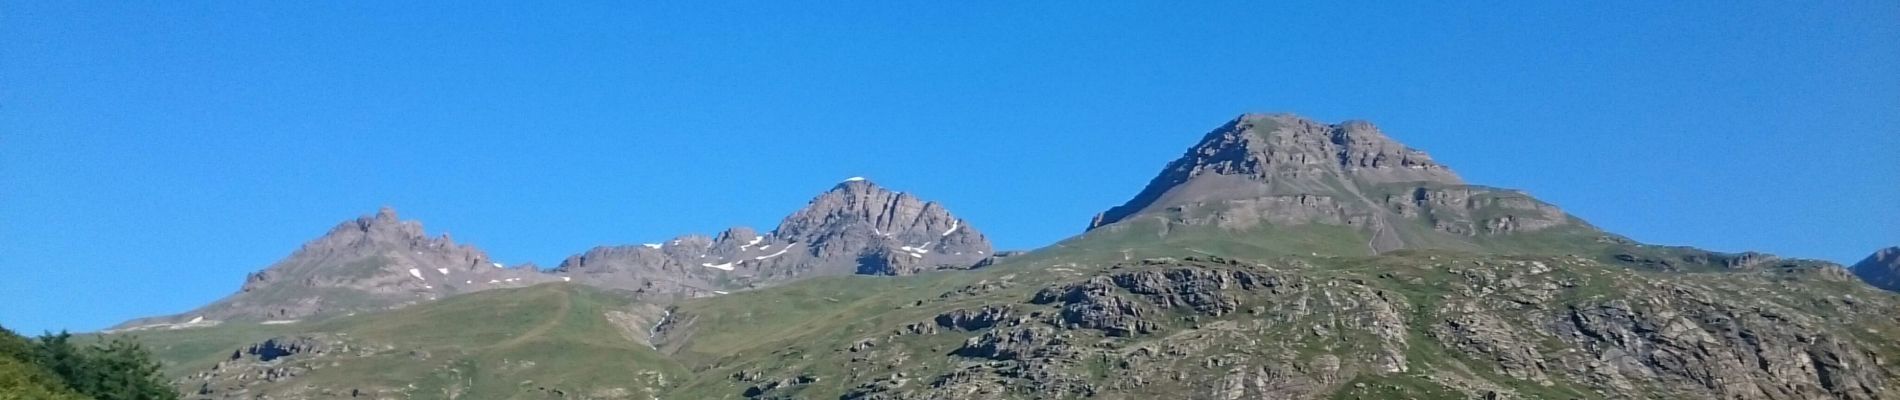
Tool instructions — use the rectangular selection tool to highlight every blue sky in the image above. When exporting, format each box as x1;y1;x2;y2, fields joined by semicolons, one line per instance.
3;2;1895;333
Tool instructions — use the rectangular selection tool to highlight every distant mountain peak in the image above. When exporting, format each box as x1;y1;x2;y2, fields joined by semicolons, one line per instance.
117;208;552;328
1853;246;1900;291
1091;113;1464;230
553;180;994;295
1081;113;1588;256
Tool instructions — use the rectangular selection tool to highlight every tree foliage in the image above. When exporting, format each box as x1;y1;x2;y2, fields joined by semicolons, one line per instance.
0;325;176;400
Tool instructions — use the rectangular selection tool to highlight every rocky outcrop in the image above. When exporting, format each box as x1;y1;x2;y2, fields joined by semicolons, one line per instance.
178;334;356;397
727;255;1900;400
1852;246;1900;292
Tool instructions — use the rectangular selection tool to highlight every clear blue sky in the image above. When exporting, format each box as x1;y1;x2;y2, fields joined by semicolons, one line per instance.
3;2;1895;333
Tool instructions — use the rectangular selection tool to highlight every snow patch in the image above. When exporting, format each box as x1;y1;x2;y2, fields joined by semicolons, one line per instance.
436;268;449;275
843;176;866;182
643;243;663;249
702;262;734;271
488;279;500;284
713;290;729;295
739;235;764;251
907;252;923;258
188;316;204;324
259;320;299;325
491;262;505;269
407;269;424;280
754;243;796;260
562;276;572;282
942;221;960;236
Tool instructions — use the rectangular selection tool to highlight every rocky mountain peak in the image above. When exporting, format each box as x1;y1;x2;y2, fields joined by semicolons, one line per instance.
299;206;441;254
1090;114;1464;230
117;208;552;328
1083;113;1589;257
1852;246;1900;292
552;179;996;296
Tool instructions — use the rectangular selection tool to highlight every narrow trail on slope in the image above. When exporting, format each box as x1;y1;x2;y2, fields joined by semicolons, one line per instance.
1337;181;1405;255
493;287;572;349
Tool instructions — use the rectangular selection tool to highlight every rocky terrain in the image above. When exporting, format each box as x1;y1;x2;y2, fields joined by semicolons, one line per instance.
1852;246;1900;292
106;113;1900;399
662;253;1893;400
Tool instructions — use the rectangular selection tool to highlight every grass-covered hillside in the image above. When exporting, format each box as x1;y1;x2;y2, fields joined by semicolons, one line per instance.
122;244;1900;399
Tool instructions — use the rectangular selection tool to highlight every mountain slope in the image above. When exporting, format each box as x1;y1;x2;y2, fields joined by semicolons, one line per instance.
655;252;1892;399
108;113;1900;400
115;208;553;330
1852;246;1900;291
554;178;994;297
156;284;680;398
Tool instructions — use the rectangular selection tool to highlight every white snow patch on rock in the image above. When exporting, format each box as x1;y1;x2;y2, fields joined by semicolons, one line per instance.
942;221;960;236
408;268;424;280
643;243;663;249
436;268;449;275
843;176;866;182
702;262;735;271
754;243;796;260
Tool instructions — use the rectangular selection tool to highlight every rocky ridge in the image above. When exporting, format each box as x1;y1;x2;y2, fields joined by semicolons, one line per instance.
120;178;990;328
552;178;994;296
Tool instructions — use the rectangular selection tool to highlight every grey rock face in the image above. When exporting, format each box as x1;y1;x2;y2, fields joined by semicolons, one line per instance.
1852;246;1900;291
1087;113;1588;255
116;208;552;329
555;178;994;294
1092;114;1461;229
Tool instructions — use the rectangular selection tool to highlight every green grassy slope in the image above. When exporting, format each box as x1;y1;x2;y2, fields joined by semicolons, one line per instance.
121;284;683;399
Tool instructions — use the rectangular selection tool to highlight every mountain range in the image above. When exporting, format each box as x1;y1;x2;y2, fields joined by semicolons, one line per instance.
116;179;993;330
103;114;1898;399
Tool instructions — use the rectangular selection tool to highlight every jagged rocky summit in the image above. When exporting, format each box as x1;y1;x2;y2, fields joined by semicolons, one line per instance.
114;208;552;330
553;177;994;296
